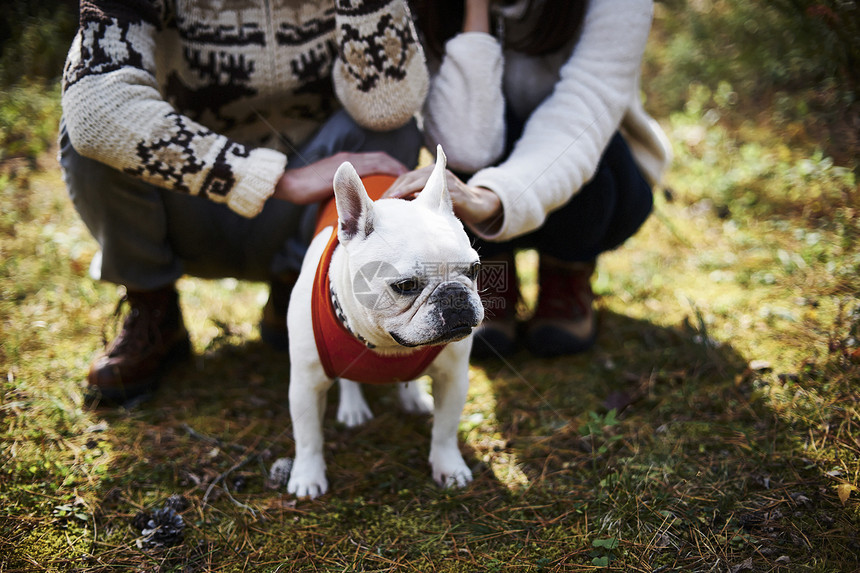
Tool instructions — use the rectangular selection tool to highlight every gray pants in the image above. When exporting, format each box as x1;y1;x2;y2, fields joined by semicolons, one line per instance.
60;110;422;290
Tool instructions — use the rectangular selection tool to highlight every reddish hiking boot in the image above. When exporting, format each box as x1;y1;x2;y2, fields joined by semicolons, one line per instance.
87;285;190;405
525;256;597;357
259;273;297;351
472;252;520;358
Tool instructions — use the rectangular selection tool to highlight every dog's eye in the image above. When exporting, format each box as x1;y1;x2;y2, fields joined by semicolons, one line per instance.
391;278;422;296
466;262;481;281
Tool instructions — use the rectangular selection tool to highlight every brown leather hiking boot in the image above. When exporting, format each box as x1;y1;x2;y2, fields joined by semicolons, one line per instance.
525;255;597;357
472;252;520;358
87;285;190;405
259;273;298;351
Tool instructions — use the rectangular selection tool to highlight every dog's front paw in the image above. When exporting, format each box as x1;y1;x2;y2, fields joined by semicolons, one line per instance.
287;456;328;499
398;381;434;415
429;449;473;489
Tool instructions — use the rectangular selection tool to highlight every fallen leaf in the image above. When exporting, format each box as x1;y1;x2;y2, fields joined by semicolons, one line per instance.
837;483;855;505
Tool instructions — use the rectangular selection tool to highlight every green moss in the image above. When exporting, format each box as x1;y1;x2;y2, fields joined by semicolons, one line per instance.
4;524;90;571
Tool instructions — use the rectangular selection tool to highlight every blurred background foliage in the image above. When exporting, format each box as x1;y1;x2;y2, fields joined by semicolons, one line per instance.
644;0;858;167
648;0;857;106
0;0;77;163
0;0;78;86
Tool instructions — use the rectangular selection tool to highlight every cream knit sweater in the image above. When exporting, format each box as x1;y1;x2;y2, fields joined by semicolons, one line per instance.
62;0;428;218
422;0;672;241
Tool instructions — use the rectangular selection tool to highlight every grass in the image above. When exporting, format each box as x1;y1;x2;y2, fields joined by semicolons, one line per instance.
1;2;859;571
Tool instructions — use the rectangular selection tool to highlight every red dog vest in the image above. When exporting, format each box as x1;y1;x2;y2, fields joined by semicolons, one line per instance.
311;175;443;384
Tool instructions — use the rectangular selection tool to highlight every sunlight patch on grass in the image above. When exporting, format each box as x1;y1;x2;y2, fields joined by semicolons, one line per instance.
465;367;531;490
177;277;265;353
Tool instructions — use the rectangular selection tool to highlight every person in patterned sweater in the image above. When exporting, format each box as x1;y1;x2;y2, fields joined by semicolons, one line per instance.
59;0;429;404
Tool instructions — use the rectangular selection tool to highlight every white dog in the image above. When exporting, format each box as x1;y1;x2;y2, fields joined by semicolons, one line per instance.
286;146;484;498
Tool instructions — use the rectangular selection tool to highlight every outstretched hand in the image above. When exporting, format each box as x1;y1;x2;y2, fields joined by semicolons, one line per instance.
273;151;410;205
384;165;503;233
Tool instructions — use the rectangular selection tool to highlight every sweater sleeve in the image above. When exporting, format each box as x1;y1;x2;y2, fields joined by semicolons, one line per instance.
422;32;506;173
61;0;286;218
468;0;654;242
332;0;429;131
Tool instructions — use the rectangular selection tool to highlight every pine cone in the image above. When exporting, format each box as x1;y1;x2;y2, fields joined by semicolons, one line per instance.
132;498;186;547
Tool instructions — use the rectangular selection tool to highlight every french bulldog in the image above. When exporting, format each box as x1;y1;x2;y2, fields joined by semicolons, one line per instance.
286;146;484;498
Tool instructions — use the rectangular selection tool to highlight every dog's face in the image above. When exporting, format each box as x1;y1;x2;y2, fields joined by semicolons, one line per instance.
332;147;484;349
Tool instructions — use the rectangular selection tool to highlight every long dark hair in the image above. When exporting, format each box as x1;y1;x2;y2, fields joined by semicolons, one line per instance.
410;0;588;58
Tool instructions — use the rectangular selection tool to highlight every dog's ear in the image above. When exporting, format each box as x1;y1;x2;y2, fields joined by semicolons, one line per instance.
333;161;375;243
416;145;453;214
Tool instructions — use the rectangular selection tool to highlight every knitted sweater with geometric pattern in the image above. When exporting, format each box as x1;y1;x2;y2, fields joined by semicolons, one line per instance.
61;0;428;218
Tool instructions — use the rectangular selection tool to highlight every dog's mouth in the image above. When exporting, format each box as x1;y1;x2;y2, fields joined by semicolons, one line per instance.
429;325;474;345
389;324;474;347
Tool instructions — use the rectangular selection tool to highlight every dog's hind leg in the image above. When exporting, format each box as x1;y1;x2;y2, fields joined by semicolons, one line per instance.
337;378;374;427
398;380;434;415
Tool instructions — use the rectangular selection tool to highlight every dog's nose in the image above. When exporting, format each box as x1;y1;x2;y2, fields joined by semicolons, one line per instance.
435;283;481;328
